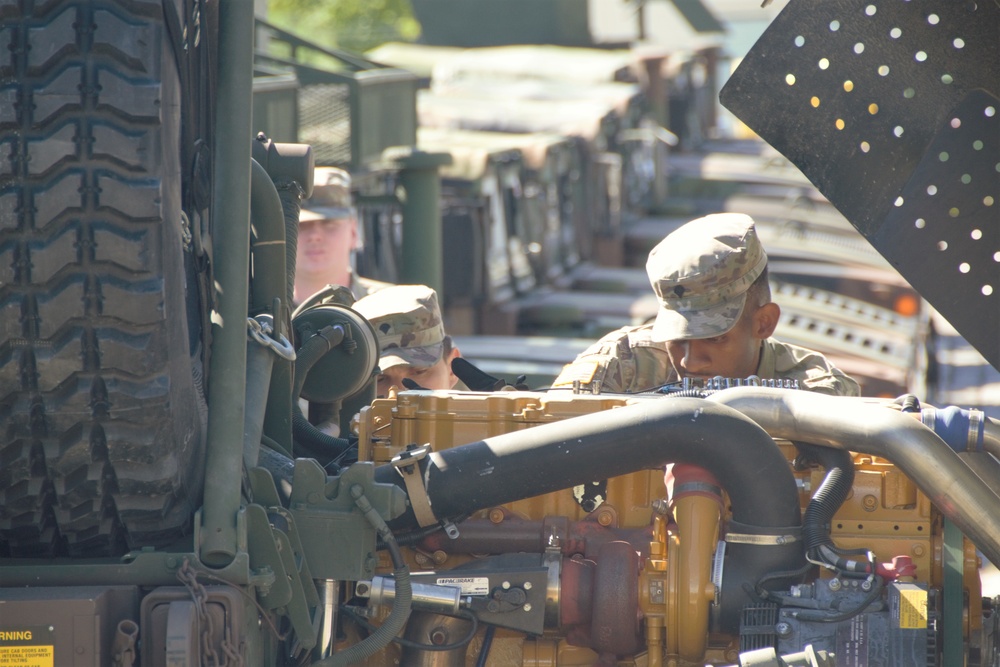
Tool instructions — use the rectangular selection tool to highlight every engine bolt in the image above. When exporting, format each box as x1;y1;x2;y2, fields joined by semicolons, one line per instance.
523;603;532;612
828;578;842;591
861;579;873;591
862;494;878;511
912;545;925;557
523;582;532;590
488;508;505;524
597;510;614;526
502;581;511;590
775;622;792;637
433;550;448;565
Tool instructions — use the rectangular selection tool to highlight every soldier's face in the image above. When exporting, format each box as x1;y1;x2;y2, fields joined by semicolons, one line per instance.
376;348;460;397
296;216;356;275
665;303;777;381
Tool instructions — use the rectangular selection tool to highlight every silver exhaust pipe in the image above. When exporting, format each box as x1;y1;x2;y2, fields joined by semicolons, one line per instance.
706;387;1000;568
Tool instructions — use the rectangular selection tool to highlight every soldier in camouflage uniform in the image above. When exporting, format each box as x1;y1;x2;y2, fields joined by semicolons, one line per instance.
553;213;860;396
353;285;469;397
293;166;391;307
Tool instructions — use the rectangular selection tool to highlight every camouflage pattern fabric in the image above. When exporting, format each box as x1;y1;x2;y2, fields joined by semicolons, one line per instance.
647;213;768;341
292;274;390;311
353;284;447;369
552;323;860;397
351;273;393;300
301;166;355;221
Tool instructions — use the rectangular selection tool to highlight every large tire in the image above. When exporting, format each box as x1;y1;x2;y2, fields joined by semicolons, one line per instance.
0;0;208;557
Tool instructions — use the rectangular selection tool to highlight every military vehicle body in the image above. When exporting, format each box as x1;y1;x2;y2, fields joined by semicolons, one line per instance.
2;2;999;667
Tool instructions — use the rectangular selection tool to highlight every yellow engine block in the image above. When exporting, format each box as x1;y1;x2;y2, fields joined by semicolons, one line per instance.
351;390;983;666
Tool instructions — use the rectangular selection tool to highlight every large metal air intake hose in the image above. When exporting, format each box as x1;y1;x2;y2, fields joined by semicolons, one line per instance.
374;397;805;632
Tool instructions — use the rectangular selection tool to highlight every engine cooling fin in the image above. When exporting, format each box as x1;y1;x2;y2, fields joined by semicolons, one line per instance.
720;0;999;370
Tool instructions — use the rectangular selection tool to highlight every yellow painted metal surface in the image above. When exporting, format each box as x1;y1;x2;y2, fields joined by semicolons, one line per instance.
355;390;980;665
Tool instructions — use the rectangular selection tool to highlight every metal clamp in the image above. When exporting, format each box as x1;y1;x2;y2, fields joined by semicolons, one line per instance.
725;532;799;546
391;445;438;528
968;409;984;453
248;316;296;361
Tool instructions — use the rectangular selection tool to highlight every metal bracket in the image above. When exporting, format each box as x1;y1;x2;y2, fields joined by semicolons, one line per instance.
391;444;438;528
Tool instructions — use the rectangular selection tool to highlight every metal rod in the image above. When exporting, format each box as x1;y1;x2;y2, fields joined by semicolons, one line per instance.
383;147;452;294
201;0;255;568
318;580;339;659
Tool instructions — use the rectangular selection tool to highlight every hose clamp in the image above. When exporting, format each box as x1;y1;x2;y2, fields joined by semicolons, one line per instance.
968;409;984;453
725;521;801;546
725;532;799;546
391;444;438;529
248;316;296;361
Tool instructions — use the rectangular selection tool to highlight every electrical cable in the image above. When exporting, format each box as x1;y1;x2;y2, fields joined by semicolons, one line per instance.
790;575;884;624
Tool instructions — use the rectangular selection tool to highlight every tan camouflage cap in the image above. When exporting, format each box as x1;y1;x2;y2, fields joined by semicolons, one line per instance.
352;284;446;369
646;213;767;341
300;167;355;222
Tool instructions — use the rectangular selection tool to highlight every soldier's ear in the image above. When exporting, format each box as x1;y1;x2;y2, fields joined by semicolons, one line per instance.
753;302;780;339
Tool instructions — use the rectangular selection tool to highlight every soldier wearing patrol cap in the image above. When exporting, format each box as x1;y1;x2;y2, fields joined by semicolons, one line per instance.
294;167;390;306
353;285;469;397
553;213;860;396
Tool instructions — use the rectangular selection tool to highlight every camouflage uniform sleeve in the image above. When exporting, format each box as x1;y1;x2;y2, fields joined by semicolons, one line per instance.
796;370;861;396
766;339;861;397
551;327;639;393
552;325;672;393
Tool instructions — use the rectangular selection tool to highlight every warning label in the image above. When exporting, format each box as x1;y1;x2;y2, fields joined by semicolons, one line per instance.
0;626;55;667
0;645;54;667
896;587;928;629
435;576;490;595
836;615;869;667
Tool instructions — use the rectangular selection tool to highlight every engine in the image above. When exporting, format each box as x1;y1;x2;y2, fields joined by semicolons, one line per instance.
338;387;1000;666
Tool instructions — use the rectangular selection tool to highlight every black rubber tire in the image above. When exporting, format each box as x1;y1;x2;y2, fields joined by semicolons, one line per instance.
0;0;208;557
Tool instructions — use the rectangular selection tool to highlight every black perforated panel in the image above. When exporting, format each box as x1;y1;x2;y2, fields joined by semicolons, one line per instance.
721;0;999;370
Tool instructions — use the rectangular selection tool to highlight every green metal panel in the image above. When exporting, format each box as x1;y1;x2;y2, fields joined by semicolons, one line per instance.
942;518;964;667
411;0;592;47
253;18;419;170
252;70;300;142
669;0;725;33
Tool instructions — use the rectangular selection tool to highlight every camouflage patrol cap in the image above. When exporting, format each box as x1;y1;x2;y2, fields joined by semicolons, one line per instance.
300;167;355;222
352;285;446;370
646;213;767;341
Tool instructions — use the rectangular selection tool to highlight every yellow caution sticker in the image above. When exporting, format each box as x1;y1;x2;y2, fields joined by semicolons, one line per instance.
0;645;54;667
0;627;55;667
897;587;928;629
